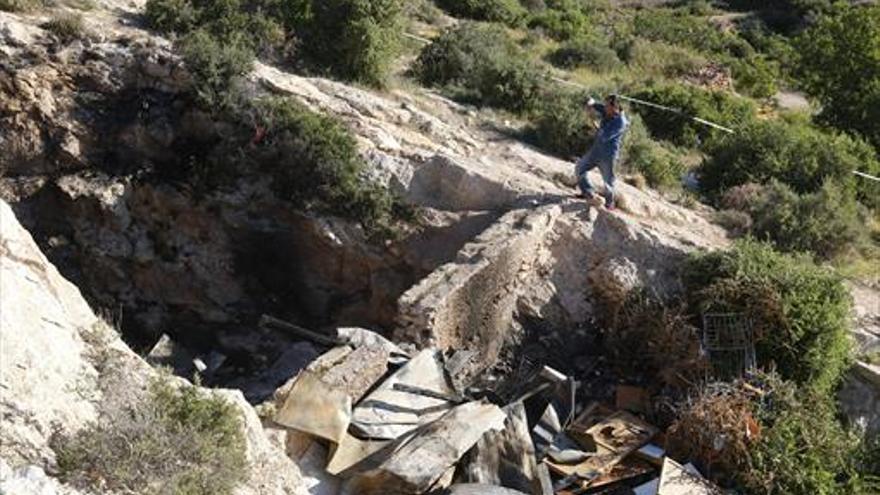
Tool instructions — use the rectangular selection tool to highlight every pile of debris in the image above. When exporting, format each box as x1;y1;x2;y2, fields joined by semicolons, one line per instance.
242;315;729;495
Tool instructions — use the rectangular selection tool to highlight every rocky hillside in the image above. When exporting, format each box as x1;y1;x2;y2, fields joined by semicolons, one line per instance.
0;3;725;376
1;0;878;494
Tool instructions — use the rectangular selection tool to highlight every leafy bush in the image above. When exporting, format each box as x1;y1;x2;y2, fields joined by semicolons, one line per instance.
55;378;247;495
626;141;685;190
299;0;403;87
43;13;86;42
145;0;283;51
729;55;779;99
796;4;880;150
738;17;797;75
684;240;852;393
414;22;546;113
549;35;621;71
145;0;199;33
435;0;526;26
743;375;866;494
622;115;686;189
631;83;756;147
248;97;399;232
180;29;254;108
145;0;401;87
529;89;591;158
527;3;591;40
739;180;865;259
699;118;880;208
712;209;753;238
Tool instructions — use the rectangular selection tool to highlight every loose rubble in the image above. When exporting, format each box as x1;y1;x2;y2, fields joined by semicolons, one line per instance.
255;314;728;495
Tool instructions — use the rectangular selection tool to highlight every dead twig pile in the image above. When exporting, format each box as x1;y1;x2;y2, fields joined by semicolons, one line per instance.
666;381;762;486
604;290;710;390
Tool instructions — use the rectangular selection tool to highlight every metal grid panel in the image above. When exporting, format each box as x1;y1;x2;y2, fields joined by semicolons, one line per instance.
702;312;756;379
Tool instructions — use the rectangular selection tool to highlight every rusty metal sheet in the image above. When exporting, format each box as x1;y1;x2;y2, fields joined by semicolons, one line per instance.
275;371;352;444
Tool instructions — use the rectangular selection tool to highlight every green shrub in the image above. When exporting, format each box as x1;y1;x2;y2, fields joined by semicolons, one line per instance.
43;13;86;42
145;0;199;33
300;0;403;87
179;29;254;108
248;97;399;231
549;35;621;71
796;4;880;149
625;141;686;190
631;83;756;147
527;3;590;40
146;0;400;87
712;209;753;238
746;180;864;259
145;0;284;52
414;22;546;113
699;118;880;208
435;0;526;26
743;376;865;494
729;55;779;99
55;378;247;495
620;114;686;189
684;240;852;393
738;17;797;75
529;89;591;158
414;22;513;87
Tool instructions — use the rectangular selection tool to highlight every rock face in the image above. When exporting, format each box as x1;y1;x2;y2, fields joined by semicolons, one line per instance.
0;200;101;467
839;284;880;436
838;363;880;435
0;200;308;494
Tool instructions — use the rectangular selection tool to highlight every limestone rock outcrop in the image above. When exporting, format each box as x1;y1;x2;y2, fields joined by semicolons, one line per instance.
0;200;309;494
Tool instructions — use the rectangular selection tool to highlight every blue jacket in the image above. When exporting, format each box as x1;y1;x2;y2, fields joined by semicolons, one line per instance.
586;103;628;163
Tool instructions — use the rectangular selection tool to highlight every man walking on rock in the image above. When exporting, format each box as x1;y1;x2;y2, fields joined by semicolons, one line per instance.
575;94;629;210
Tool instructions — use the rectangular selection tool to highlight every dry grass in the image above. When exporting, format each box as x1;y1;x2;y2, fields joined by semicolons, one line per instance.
54;377;247;495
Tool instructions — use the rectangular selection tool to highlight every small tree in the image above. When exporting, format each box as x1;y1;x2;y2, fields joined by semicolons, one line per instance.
301;0;402;87
179;29;254;108
796;4;880;149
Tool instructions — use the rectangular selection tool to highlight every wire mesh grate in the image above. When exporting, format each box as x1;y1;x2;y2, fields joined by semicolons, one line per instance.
702;312;756;380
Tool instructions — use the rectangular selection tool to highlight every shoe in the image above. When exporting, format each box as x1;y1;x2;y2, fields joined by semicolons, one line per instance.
574;191;595;200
